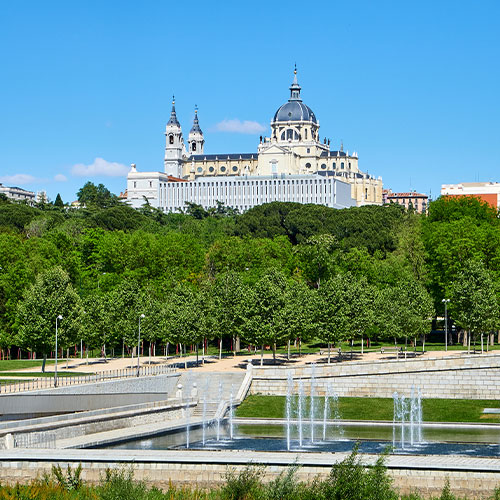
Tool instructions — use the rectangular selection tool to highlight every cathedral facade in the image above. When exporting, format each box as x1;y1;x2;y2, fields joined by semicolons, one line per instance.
127;70;383;211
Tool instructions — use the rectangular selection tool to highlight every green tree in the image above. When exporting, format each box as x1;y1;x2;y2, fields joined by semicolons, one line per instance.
54;193;64;208
449;259;500;353
77;182;118;208
16;267;83;371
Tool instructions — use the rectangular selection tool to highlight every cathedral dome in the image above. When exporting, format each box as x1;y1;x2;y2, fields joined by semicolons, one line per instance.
272;68;317;124
273;101;317;123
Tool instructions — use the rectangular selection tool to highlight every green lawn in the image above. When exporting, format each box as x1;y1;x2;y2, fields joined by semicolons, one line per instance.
0;371;91;378
0;360;55;371
236;395;500;423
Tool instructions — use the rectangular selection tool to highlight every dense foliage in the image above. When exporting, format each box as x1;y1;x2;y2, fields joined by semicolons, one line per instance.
0;186;499;360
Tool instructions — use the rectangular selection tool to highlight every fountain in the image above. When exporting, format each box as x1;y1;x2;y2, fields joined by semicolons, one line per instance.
322;383;332;441
393;387;423;449
298;379;304;447
310;363;316;443
216;380;223;441
229;384;234;440
202;379;209;446
286;371;293;451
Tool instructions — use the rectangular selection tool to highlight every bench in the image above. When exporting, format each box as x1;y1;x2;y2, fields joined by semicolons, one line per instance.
380;346;401;354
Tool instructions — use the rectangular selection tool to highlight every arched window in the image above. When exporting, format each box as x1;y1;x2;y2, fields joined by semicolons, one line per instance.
209;166;215;173
332;162;336;169
294;131;299;140
232;165;238;172
192;142;196;151
305;129;308;140
286;129;294;140
281;131;286;140
197;167;203;173
321;163;327;169
169;135;174;145
220;166;226;172
341;162;345;169
305;162;311;169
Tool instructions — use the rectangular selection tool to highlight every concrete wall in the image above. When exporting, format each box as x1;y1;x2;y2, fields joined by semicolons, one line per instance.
0;458;498;498
0;373;180;418
250;354;500;399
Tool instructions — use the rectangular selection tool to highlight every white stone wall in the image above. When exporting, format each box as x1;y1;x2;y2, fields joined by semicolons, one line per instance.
250;354;500;399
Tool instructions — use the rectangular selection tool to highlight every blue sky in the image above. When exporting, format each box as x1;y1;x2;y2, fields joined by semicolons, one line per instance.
1;0;499;203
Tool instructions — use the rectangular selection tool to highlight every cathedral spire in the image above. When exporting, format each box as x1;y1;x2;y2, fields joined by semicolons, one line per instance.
190;105;202;134
167;95;180;126
289;65;302;101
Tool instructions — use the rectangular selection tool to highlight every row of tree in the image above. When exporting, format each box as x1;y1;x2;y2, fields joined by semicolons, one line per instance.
1;187;500;364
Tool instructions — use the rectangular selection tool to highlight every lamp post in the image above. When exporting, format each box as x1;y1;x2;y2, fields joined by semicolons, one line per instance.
137;314;145;376
442;299;450;351
55;315;63;387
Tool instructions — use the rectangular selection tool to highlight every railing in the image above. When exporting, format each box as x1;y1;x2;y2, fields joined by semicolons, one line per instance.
0;363;177;394
14;431;57;449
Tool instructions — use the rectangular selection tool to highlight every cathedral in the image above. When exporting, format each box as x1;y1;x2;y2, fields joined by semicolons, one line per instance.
126;70;383;212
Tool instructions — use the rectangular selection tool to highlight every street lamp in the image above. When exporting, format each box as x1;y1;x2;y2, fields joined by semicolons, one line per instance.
55;315;63;387
442;299;450;351
137;314;145;376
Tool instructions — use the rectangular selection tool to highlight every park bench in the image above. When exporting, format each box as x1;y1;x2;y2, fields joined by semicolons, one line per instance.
380;346;401;354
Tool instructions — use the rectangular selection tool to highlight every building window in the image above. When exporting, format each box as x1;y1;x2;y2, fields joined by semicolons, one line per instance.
169;135;174;145
341;162;344;169
209;166;215;173
221;166;226;172
149;181;152;188
332;162;336;169
286;129;294;140
305;163;311;169
197;167;203;173
306;148;310;154
232;166;238;172
281;131;285;140
348;162;351;168
305;129;308;140
133;182;136;188
321;163;327;169
192;142;196;151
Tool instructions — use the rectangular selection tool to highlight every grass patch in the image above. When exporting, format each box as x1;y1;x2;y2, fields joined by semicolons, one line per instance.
236;395;500;423
0;360;54;371
0;379;23;385
0;371;92;377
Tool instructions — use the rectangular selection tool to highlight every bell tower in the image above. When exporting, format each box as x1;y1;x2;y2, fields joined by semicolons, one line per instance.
188;105;204;156
164;96;185;177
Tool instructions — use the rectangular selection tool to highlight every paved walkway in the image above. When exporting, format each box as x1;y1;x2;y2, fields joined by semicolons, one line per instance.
8;347;499;377
1;448;500;472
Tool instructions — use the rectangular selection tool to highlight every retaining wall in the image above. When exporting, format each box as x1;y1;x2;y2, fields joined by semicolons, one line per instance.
0;456;498;499
0;373;180;418
250;354;500;399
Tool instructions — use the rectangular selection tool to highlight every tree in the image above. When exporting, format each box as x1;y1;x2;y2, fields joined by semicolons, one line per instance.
242;269;290;364
209;271;247;359
295;234;338;288
77;182;118;208
16;267;83;371
376;279;434;351
54;193;64;208
449;259;500;353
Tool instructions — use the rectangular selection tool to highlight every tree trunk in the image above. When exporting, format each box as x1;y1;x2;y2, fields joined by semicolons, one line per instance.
219;338;222;360
196;344;199;366
260;344;264;366
361;335;364;355
287;339;290;361
184;344;187;369
41;354;47;373
299;338;302;357
463;330;468;347
468;332;471;354
481;334;484;354
273;343;276;364
328;343;331;364
350;339;353;360
422;334;426;353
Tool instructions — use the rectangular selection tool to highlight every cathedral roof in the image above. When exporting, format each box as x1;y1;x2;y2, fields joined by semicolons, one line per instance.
167;97;180;127
191;153;256;161
273;68;317;124
190;107;203;135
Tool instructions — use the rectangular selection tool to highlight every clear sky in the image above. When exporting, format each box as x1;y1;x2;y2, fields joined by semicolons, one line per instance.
1;0;499;203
